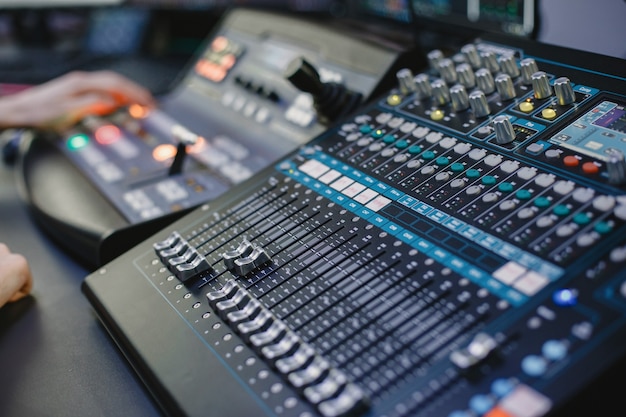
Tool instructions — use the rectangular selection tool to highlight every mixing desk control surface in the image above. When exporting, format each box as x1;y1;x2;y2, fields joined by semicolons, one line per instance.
84;34;626;417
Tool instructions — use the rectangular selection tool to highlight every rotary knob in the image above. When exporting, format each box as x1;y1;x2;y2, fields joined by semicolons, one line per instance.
531;71;553;99
520;58;539;85
475;68;495;94
554;77;576;105
431;79;450;105
437;58;458;84
461;44;482;68
428;49;444;72
414;73;432;99
495;73;516;100
450;84;470;112
469;90;490;118
480;51;500;73
493;115;516;144
456;63;476;88
498;54;520;78
396;68;416;95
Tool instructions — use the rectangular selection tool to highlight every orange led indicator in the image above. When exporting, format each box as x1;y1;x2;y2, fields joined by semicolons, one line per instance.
95;125;122;145
211;36;229;53
188;136;206;154
152;144;177;161
129;104;150;119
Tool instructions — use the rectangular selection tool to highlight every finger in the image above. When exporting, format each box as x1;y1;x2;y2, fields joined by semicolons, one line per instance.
61;71;156;107
0;243;9;256
0;252;33;308
41;93;119;131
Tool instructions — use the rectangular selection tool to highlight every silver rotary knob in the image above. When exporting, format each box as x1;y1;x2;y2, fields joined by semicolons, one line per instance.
493;115;516;144
498;54;520;78
480;51;500;73
469;90;490;118
438;58;458;84
396;68;416;95
456;63;476;88
554;77;576;105
607;149;626;185
461;44;482;69
431;79;450;105
520;58;539;85
414;73;432;99
495;73;516;100
531;71;553;99
450;84;470;112
428;49;444;72
475;68;495;94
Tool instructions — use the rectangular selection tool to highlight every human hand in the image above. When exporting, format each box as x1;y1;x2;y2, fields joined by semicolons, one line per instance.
0;243;33;308
0;70;156;132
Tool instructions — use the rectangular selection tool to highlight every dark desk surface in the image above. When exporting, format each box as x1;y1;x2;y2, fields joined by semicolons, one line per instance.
0;161;160;417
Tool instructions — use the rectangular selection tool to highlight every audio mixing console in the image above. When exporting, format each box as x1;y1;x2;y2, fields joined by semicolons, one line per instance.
18;8;412;267
83;33;626;417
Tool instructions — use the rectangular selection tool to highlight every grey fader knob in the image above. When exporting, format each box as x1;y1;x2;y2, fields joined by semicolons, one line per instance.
480;51;500;73
396;68;416;95
456;63;476;88
520;58;539;85
498;54;520;78
461;44;482;68
450;84;470;112
532;71;553;99
493;115;516;144
475;68;495;94
414;73;432;99
554;77;576;105
469;90;490;118
431;79;450;105
607;149;626;185
495;73;516;100
428;49;444;72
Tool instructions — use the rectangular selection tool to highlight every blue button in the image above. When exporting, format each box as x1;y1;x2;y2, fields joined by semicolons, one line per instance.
521;354;547;377
553;288;577;307
491;378;515;398
469;394;495;415
542;340;568;361
448;411;472;417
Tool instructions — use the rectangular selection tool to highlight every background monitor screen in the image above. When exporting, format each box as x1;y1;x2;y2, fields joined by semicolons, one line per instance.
411;0;536;37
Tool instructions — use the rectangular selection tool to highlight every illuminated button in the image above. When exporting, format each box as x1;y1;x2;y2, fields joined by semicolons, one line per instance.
482;176;496;185
572;212;591;225
553;288;577;306
128;103;150;118
382;134;395;144
67;134;90;150
491;378;516;398
582;162;599;174
408;145;423;154
386;94;402;106
498;182;514;192
542;340;568;361
563;155;579;167
95;125;122;145
466;169;480;179
516;189;532;200
359;125;373;134
521;355;547;377
431;109;445;121
541;107;557;120
371;129;384;139
153;144;177;162
519;101;534;113
469;394;495;415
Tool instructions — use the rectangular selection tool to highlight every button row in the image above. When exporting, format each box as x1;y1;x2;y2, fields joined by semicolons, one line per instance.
206;279;369;417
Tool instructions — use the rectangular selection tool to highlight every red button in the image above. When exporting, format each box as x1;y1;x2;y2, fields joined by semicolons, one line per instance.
582;162;600;174
563;155;579;167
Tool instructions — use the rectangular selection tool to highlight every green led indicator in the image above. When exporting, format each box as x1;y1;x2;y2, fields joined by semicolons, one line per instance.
67;134;90;150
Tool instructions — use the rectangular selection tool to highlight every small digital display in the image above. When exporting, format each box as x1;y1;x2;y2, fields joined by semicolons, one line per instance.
549;101;626;162
354;0;412;23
